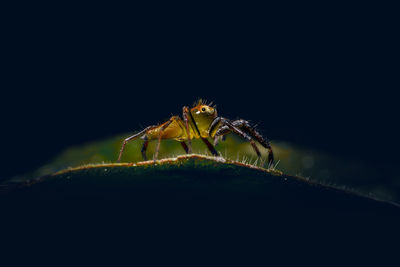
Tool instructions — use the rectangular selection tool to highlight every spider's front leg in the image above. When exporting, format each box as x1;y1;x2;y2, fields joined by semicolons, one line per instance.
210;117;262;157
232;120;274;165
209;117;274;166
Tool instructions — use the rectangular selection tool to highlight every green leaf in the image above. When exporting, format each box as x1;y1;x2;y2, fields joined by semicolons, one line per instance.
4;155;398;215
8;133;400;204
3;134;399;214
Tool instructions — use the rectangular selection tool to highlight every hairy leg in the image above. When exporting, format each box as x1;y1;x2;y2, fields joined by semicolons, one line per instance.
117;126;153;162
154;119;173;160
180;141;189;154
211;117;274;166
182;106;193;154
141;136;149;161
201;138;219;156
232;120;274;165
214;118;262;157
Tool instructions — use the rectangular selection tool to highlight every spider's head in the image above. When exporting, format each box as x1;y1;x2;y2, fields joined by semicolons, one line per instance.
190;100;217;137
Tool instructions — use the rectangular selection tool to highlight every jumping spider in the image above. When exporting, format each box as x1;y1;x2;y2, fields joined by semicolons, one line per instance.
117;100;274;166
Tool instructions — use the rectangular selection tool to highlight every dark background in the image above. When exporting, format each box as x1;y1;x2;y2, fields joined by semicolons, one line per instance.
1;3;400;264
1;3;398;182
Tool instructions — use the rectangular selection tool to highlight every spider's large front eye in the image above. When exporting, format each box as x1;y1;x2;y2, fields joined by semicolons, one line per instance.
201;107;206;112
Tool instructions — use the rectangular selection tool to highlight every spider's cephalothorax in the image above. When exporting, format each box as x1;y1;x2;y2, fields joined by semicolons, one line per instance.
117;99;274;166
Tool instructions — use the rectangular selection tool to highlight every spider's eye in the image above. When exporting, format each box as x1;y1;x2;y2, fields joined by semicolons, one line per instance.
201;107;206;112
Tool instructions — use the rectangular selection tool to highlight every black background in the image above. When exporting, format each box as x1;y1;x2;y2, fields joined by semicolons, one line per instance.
1;2;400;263
2;3;398;181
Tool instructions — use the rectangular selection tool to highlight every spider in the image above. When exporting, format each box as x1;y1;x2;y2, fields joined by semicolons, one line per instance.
117;100;274;166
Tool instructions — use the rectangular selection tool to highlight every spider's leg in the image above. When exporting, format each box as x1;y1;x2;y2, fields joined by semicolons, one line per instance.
232;120;274;165
153;119;174;160
141;136;149;161
201;138;219;156
117;126;153;162
214;118;262;158
180;141;189;154
182;106;193;154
